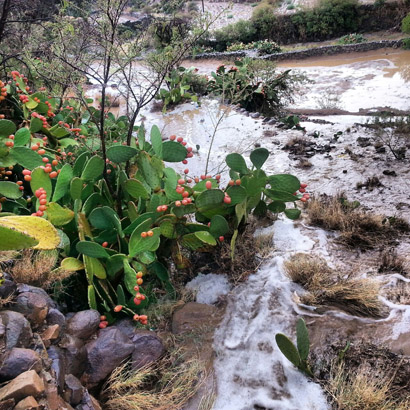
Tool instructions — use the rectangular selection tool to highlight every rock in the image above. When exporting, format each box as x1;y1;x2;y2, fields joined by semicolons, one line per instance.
47;308;66;329
131;330;164;370
0;399;15;409
59;335;87;378
267;118;277;125
13;292;48;326
16;284;57;309
0;278;16;299
357;136;371;147
0;348;42;382
14;396;39;410
0;370;44;402
84;327;134;385
66;310;100;340
43;371;74;410
63;374;84;406
76;391;102;410
250;112;260;119
41;324;60;342
47;346;66;392
0;311;32;349
172;302;221;335
383;169;397;177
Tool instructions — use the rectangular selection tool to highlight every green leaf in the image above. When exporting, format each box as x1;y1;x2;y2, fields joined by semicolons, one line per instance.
107;145;138;163
88;285;97;309
162;141;187;162
149;261;169;281
83;255;107;280
25;98;38;110
275;333;301;367
226;153;248;174
129;227;160;257
124;179;149;200
268;174;300;194
29;117;43;133
117;284;126;305
250;148;269;169
82;193;107;216
296;318;310;361
10;147;43;170
49;126;70;138
0;181;22;199
89;207;123;236
47;202;74;226
77;241;110;258
226;185;247;205
14;128;30;146
138;152;161;189
73;152;90;177
209;215;229;237
268;201;286;213
196;189;224;211
30;167;52;201
150;125;163;158
253;200;267;217
106;254;127;279
138;251;156;265
123;259;138;294
81;155;104;181
284;208;301;220
181;230;217;250
52;164;73;202
61;257;84;271
0;120;16;137
265;189;298;202
70;177;83;200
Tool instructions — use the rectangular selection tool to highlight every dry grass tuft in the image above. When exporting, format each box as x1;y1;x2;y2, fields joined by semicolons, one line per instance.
379;249;409;275
296;158;313;169
327;363;410;410
307;195;409;249
285;253;385;317
11;250;72;289
103;350;206;410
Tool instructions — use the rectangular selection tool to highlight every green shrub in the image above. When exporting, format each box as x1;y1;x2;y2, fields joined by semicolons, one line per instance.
214;20;258;51
251;5;277;39
402;13;410;34
226;40;281;54
0;70;307;326
338;33;366;44
402;38;410;50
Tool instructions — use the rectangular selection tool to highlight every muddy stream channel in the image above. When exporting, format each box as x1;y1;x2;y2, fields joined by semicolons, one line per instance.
94;48;410;409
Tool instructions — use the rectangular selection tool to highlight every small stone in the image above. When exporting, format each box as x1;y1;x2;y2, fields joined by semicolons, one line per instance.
84;327;134;385
76;391;102;410
16;284;56;309
14;396;39;410
0;370;44;402
46;308;66;328
0;348;42;382
59;335;87;378
250;112;260;119
172;302;220;334
41;324;60;341
0;311;32;349
13;292;48;326
131;330;164;370
47;346;66;392
0;278;16;299
63;374;84;406
66;310;100;340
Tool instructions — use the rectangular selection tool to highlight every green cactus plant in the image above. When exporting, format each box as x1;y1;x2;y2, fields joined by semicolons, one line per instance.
275;318;313;377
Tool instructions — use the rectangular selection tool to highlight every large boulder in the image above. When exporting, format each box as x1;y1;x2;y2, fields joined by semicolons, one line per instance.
0;311;32;349
0;370;44;402
16;284;57;309
84;327;134;385
12;292;49;326
0;348;42;382
66;310;100;340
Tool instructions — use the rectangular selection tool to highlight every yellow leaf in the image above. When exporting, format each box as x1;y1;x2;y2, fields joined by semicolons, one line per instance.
0;216;60;250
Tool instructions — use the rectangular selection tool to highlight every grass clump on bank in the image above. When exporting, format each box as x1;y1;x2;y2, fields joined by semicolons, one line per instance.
103;350;206;410
306;195;409;249
327;363;410;410
284;253;385;317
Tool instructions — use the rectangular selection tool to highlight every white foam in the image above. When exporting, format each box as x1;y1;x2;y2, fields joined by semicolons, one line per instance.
212;221;330;410
186;273;231;305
